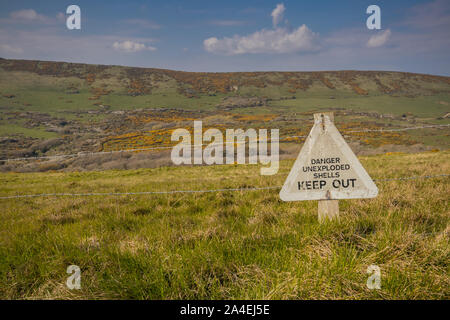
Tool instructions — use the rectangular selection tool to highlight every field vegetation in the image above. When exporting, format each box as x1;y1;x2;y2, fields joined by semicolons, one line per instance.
0;151;448;299
1;59;449;173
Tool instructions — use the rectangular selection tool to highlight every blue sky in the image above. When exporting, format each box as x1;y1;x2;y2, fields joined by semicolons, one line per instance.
0;0;449;75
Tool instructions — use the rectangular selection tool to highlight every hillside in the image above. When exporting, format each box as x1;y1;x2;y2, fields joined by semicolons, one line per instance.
0;58;449;172
0;59;448;300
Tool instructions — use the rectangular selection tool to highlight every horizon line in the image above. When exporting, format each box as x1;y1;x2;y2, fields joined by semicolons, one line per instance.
1;57;449;78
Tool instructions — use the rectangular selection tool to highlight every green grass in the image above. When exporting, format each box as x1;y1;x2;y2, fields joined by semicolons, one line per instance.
0;122;59;139
0;151;448;299
0;85;225;114
272;94;450;118
1;63;450;118
1;62;449;143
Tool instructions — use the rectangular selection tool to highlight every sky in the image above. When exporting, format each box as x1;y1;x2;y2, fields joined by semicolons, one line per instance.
0;0;449;75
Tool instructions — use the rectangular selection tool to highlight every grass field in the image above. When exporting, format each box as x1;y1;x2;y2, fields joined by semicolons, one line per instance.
0;151;448;299
273;93;450;118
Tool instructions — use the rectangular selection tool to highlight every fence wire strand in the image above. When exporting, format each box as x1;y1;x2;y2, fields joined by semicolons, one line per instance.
0;174;448;199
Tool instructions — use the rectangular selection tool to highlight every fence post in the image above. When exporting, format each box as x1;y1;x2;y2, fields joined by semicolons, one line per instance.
318;199;339;222
314;112;340;223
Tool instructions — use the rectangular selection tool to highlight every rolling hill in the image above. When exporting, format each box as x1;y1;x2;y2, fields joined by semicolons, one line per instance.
0;58;449;172
0;59;449;300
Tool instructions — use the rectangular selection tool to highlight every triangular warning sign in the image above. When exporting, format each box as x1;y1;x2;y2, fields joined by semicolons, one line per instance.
280;112;378;201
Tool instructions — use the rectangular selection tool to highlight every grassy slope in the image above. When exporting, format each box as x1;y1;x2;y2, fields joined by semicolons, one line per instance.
1;59;449;139
0;151;448;299
273;93;450;119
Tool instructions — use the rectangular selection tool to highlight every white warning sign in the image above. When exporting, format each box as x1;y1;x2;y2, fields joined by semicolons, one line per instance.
280;112;378;201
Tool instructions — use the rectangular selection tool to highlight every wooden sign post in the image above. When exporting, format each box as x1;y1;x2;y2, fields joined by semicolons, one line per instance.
318;198;339;222
279;112;378;222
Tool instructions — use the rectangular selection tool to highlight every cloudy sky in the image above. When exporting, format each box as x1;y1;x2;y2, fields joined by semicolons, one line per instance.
0;0;449;75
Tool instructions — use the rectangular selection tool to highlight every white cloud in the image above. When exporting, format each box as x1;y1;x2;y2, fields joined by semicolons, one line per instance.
0;26;159;67
112;40;156;53
122;19;161;29
0;44;23;54
271;3;285;27
56;12;65;22
204;4;318;55
204;25;318;55
367;29;391;48
210;20;245;26
10;9;50;23
403;0;450;29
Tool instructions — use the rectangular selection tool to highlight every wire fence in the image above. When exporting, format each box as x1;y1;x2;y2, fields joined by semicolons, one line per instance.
0;122;448;200
1;124;449;162
0;174;448;200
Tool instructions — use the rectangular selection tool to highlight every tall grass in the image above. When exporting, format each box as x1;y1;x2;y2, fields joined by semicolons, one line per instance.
0;151;448;299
